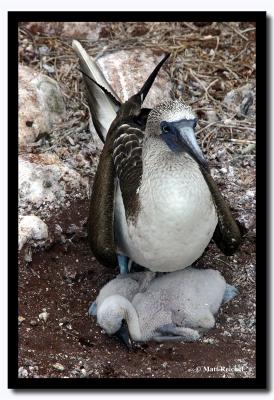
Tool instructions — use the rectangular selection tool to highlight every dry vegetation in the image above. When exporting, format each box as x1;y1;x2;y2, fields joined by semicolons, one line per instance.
19;21;256;157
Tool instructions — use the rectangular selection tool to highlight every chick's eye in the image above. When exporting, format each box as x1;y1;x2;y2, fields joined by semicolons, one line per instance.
193;118;198;129
161;125;170;133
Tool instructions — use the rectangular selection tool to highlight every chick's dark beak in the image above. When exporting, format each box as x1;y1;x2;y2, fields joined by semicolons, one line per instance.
115;319;132;349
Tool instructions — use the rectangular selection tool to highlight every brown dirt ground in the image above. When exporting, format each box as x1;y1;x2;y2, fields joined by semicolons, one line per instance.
18;198;256;379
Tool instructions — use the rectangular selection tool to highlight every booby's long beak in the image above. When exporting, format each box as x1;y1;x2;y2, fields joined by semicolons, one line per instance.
115;319;132;350
160;119;208;170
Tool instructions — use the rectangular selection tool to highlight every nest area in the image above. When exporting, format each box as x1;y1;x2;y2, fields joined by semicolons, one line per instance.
19;21;256;160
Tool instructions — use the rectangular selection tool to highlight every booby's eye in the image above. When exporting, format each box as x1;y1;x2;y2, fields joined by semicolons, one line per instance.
161;125;170;133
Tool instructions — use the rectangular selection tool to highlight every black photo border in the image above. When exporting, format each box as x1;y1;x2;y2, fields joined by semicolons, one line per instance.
8;10;267;390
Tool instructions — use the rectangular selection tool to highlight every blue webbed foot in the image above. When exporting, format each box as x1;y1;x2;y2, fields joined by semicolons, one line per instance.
88;301;97;316
118;254;130;274
223;284;238;304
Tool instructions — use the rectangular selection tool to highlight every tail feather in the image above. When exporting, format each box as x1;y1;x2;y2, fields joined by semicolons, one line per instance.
137;53;170;103
72;40;120;142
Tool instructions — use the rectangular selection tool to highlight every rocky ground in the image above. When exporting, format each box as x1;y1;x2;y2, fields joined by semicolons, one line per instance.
18;21;256;379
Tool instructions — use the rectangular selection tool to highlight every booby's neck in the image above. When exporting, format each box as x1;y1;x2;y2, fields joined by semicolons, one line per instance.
142;135;201;175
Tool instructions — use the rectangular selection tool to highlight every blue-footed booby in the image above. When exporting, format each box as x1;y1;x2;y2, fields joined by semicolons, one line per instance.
72;41;242;274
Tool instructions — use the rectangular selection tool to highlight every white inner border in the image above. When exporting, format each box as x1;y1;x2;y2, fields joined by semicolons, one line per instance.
1;1;272;398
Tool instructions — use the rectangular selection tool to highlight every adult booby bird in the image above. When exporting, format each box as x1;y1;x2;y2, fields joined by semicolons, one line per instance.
73;41;242;274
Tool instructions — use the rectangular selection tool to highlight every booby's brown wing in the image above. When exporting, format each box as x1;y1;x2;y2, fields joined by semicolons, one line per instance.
113;125;144;220
87;119;145;268
87;138;117;267
200;169;242;255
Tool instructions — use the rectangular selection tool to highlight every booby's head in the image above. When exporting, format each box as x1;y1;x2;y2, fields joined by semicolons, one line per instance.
97;295;132;349
146;100;208;170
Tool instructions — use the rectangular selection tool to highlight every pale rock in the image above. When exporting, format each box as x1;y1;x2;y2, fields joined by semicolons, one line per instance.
39;311;49;322
19;65;65;152
19;153;88;212
18;367;28;378
217;149;226;160
237;214;255;230
205;110;218;122
80;368;87;377
238;189;256;206
23;22;107;40
52;362;65;371
223;82;255;117
62;22;105;40
227;165;235;178
19;215;48;251
38;45;50;55
42;64;55;74
97;49;172;108
246;189;255;198
203;337;215;344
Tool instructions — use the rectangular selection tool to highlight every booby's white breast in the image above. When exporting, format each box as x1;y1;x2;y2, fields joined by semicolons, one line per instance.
115;139;218;272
